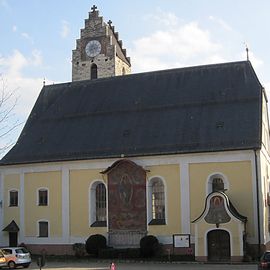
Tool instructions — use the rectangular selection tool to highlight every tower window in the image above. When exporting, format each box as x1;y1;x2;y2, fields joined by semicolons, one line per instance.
91;64;98;80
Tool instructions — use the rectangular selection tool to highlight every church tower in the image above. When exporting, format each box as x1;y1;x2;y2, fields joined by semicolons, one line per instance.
72;5;131;81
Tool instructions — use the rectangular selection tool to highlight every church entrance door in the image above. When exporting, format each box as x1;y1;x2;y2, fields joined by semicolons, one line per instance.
207;230;230;261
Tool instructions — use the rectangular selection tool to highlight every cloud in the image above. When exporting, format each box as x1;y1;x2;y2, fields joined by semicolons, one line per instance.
0;49;28;77
130;11;266;75
144;8;180;27
0;50;47;119
12;25;17;32
60;20;70;38
209;16;232;31
0;50;54;155
130;20;223;72
31;49;43;66
21;32;34;44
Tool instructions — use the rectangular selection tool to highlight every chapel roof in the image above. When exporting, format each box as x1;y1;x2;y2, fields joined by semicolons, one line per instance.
0;61;263;165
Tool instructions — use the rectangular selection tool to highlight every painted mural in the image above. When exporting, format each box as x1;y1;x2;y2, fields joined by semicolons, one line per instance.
107;160;147;231
204;195;231;224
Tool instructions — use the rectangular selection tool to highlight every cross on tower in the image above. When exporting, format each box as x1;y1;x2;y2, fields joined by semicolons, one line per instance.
91;5;97;12
246;46;249;61
108;20;112;27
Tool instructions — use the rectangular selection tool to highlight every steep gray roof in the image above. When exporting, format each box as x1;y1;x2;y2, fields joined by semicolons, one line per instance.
0;61;263;165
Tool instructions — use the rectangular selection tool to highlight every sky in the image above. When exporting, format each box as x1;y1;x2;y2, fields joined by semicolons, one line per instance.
0;0;270;155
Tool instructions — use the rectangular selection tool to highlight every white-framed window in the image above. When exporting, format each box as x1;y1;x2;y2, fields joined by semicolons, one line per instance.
89;181;107;227
206;173;229;195
37;188;49;206
9;189;19;207
38;220;49;237
96;183;106;222
148;177;166;225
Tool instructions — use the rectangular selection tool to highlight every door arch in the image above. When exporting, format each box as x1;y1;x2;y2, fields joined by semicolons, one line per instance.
207;229;230;261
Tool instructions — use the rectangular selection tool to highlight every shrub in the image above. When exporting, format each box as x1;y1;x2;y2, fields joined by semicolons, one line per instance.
72;243;86;258
140;235;160;258
85;234;107;257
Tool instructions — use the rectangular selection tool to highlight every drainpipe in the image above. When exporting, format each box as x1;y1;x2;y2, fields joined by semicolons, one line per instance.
254;150;261;258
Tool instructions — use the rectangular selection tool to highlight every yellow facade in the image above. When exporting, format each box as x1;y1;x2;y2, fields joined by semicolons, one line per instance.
3;174;20;227
195;221;244;257
24;171;62;237
147;164;181;235
0;154;261;260
69;168;107;237
189;161;254;237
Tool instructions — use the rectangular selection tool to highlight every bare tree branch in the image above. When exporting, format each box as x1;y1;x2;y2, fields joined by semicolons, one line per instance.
0;74;23;155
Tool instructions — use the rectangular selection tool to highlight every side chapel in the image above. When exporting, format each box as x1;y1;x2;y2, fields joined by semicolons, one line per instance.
0;6;270;262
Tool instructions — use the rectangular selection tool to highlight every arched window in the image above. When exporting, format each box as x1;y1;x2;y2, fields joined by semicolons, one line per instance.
90;181;107;227
96;183;106;222
148;177;166;225
91;64;97;79
122;67;126;75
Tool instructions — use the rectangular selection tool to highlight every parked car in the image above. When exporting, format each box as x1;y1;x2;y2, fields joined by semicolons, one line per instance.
258;251;270;269
0;249;7;267
1;247;31;269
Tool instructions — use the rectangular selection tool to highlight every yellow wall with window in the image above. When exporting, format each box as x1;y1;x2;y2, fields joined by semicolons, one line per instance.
69;169;107;237
3;174;20;227
24;171;62;237
146;164;180;236
189;161;254;237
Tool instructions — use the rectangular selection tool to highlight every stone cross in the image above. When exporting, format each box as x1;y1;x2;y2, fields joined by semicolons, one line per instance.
91;5;97;12
108;20;112;27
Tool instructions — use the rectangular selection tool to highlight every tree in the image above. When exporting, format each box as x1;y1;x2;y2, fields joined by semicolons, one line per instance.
0;74;22;155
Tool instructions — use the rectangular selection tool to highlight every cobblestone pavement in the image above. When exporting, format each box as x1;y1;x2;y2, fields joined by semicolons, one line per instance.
28;260;258;270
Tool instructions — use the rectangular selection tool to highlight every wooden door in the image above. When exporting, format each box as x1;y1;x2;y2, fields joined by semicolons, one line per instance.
207;230;230;261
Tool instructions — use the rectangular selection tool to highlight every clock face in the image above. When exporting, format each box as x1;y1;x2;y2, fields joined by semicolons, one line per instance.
85;40;101;57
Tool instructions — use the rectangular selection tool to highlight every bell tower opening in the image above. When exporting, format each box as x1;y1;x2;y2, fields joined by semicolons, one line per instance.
91;64;98;80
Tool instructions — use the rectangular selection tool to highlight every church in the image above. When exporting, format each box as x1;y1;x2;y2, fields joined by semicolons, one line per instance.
0;6;270;262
